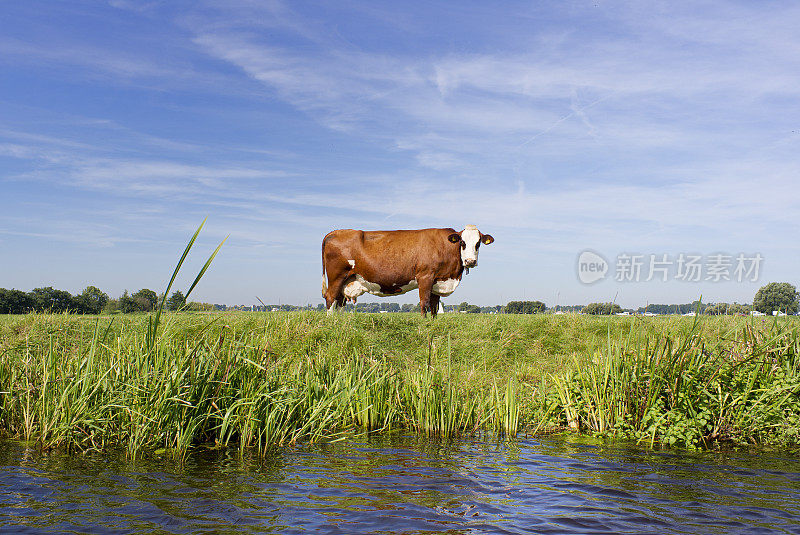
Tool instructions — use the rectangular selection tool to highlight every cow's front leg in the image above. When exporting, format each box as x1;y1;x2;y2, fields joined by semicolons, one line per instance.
417;276;435;317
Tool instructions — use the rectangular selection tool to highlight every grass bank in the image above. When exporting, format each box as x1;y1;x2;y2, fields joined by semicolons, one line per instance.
0;312;798;456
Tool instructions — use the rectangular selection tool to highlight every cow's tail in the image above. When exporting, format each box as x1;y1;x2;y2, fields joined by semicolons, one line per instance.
321;237;328;297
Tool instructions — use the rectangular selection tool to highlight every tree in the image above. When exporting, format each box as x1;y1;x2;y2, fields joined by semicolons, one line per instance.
167;290;186;311
184;301;213;312
636;301;706;314
103;298;121;314
504;300;546;314
704;303;728;315
381;302;400;312
76;286;109;314
704;302;749;316
583;302;623;315
30;287;75;313
132;288;158;312
118;290;138;313
728;303;750;315
753;282;799;314
0;288;34;314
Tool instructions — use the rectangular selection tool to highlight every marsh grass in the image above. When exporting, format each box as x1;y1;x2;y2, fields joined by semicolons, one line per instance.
547;315;800;448
0;311;798;456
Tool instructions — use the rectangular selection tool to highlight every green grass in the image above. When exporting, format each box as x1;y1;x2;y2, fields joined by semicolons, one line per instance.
0;311;798;456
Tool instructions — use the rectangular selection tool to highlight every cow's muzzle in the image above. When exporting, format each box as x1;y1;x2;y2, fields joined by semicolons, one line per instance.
464;259;477;268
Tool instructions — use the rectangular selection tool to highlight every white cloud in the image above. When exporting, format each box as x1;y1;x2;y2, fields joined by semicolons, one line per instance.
3;1;799;305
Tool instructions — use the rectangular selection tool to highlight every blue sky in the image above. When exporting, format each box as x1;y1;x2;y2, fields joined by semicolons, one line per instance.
1;0;798;308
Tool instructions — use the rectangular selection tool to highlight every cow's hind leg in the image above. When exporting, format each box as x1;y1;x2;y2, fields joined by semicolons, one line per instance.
324;273;348;315
429;294;441;318
417;276;435;318
326;294;346;315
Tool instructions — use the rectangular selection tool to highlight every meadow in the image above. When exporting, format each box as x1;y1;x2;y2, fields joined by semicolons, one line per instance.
1;311;798;457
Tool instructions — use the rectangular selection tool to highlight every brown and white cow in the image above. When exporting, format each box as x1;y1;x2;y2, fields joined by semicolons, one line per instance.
321;225;494;317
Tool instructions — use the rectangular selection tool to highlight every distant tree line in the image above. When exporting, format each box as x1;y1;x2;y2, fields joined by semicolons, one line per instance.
703;303;750;315
634;301;700;315
244;282;799;316
503;301;546;314
582;302;623;315
3;282;797;316
551;305;584;313
0;286;210;314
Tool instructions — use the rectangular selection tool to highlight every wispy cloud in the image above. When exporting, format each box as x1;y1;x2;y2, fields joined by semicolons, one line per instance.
188;1;800;181
2;0;799;305
0;37;173;80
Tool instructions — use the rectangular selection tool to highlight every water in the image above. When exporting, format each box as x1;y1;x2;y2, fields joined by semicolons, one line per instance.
2;435;800;534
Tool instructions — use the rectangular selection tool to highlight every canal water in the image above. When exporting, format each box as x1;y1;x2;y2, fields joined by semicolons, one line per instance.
1;434;799;534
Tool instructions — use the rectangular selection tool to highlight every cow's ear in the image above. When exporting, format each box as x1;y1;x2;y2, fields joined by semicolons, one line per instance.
481;234;494;245
448;233;461;244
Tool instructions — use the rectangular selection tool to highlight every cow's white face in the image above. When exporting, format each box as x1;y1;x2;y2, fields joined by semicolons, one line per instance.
457;225;494;269
461;226;481;268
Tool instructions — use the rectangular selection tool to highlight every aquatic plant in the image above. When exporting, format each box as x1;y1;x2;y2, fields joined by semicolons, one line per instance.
546;316;800;448
1;305;798;456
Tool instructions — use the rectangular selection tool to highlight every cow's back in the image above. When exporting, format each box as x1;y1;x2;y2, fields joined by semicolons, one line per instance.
325;228;453;255
323;228;459;284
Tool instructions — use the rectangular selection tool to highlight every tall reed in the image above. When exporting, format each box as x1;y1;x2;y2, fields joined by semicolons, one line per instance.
546;317;800;448
2;304;798;455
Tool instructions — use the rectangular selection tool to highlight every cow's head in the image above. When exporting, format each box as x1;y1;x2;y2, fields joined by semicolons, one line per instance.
448;225;494;270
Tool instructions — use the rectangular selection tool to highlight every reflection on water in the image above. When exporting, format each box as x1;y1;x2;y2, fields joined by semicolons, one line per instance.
1;434;800;534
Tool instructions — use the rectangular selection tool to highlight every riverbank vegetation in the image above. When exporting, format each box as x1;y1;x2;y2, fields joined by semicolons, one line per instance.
1;312;798;457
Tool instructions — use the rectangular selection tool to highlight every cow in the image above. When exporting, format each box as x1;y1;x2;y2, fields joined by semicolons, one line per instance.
321;225;494;317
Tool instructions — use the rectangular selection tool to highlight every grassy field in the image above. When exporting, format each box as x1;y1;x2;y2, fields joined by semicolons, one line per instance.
1;311;798;456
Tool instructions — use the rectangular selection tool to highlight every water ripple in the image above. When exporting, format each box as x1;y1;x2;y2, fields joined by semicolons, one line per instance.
1;436;799;534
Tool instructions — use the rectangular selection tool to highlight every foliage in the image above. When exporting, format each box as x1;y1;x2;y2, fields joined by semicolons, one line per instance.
583;302;623;315
728;303;750;315
131;289;158;312
545;317;800;448
118;291;139;314
186;301;214;312
637;301;706;315
753;282;799;315
457;301;481;313
504;300;546;314
705;302;750;315
167;290;187;311
0;285;213;316
30;287;75;313
0;312;524;456
76;286;109;314
353;302;401;313
1;311;798;456
0;289;34;314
